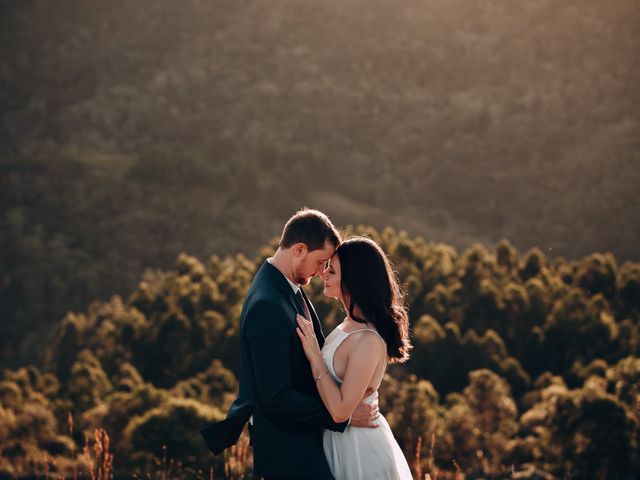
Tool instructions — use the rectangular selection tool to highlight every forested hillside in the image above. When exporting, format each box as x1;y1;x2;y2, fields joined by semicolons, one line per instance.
1;0;639;370
1;228;639;478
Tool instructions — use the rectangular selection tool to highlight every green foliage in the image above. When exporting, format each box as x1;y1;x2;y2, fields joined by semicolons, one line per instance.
380;373;446;462
618;262;640;317
513;379;639;479
608;356;640;409
543;291;619;373
80;382;168;470
66;350;113;412
123;398;224;473
0;366;76;477
470;370;519;470
575;253;618;300
1;227;639;477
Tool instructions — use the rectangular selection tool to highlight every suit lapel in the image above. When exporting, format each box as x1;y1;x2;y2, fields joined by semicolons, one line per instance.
261;261;326;347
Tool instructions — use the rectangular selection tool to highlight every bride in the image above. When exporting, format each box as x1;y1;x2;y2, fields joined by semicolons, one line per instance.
296;236;413;480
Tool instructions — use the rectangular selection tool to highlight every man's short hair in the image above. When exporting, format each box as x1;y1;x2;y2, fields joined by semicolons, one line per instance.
279;208;342;252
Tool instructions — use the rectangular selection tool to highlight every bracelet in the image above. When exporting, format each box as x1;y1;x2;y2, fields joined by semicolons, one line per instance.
314;371;330;383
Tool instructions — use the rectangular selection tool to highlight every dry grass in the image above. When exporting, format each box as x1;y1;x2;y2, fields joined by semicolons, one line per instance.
415;433;465;480
25;418;479;480
223;432;251;480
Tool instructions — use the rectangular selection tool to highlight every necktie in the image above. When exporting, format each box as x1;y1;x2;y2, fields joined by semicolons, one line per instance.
296;289;311;321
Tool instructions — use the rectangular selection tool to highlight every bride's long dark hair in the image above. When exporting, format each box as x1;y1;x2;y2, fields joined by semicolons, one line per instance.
337;236;412;363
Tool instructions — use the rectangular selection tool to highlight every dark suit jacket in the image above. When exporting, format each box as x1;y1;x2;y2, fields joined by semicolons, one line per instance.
201;261;347;477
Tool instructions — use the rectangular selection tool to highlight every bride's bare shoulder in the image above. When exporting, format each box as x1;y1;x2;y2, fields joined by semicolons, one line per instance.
348;329;386;353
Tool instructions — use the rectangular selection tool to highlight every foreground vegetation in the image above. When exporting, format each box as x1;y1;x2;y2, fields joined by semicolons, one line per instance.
1;227;639;479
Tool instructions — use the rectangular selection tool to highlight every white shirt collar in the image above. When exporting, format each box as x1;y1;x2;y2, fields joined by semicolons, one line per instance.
267;257;300;294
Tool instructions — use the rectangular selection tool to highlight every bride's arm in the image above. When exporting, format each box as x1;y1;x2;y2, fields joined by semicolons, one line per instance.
296;315;385;423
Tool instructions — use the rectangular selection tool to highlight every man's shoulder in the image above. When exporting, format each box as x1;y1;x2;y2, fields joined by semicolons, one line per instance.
241;290;293;338
250;262;283;290
245;290;285;310
248;263;290;299
244;278;290;316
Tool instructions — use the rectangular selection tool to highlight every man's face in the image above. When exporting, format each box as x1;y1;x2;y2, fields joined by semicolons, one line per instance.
293;241;335;286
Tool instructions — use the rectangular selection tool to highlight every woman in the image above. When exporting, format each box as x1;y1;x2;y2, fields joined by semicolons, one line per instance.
296;236;413;480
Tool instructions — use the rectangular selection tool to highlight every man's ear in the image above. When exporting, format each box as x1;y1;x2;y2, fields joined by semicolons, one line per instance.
292;242;308;257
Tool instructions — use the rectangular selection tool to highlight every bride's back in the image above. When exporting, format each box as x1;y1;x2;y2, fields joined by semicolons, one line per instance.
326;322;387;395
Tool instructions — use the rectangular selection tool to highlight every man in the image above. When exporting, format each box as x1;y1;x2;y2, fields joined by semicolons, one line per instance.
201;208;379;479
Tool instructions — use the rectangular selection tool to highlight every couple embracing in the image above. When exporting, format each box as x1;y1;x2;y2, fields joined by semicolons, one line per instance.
201;208;413;479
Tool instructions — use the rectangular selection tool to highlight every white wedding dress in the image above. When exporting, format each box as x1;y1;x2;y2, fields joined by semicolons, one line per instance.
321;327;412;480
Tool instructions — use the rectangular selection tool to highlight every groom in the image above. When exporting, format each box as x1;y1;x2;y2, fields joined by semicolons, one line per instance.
201;208;379;479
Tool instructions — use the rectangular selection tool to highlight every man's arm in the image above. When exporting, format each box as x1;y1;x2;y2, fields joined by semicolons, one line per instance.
245;299;348;432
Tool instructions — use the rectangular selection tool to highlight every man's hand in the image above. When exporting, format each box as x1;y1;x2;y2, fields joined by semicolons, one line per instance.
348;394;380;429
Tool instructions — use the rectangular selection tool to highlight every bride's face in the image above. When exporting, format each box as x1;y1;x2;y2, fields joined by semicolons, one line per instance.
321;254;342;299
